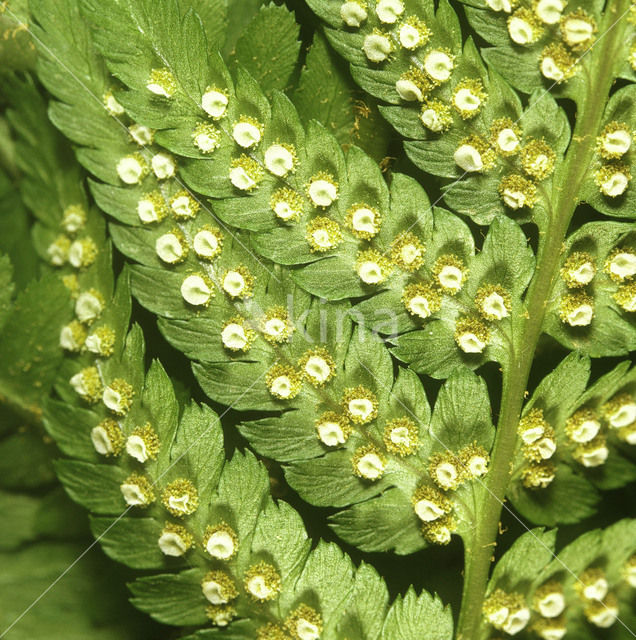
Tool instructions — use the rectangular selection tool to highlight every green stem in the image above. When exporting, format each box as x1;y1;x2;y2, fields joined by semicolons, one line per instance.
456;4;631;638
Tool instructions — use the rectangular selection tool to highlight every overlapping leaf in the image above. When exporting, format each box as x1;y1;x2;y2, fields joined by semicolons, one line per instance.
459;0;618;98
293;32;392;163
31;0;545;387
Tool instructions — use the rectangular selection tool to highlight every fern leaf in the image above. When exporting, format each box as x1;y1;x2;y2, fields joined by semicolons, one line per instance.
23;0;506;561
544;221;636;356
508;351;636;526
579;85;636;219
18;1;636;638
307;0;636;232
33;0;429;304
231;3;301;96
483;519;636;638
27;0;636;559
31;0;546;383
43;268;454;635
292;31;392;162
4;42;457;639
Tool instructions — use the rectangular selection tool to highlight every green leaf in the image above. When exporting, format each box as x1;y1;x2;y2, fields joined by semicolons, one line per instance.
290;252;370;300
508;464;600;526
329;487;427;554
525;351;592;423
214;449;270;549
0;429;56;490
54;460;127;515
469;215;535;298
129;570;208;626
381;588;454;640
293;32;390;162
430;367;495;453
580;85;636;219
340;563;389;640
0;542;149;640
488;528;556;592
232;4;301;96
222;0;267;58
6;76;88;229
239;408;326;463
90;516;167;569
189;0;227;51
544;221;636;356
391;320;480;380
284;449;389;508
251;500;311;592
167;402;224;500
486;519;636;640
0;273;69;416
461;0;610;103
43;400;103;462
508;352;635;525
289;541;355;634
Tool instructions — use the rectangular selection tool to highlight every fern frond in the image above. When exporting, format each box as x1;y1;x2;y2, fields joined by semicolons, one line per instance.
462;0;636;220
48;308;454;634
544;221;636;356
508;351;636;526
29;0;429;304
31;0;539;383
24;0;503;557
18;0;636;638
307;1;636;246
580;85;636;219
482;520;636;638
461;0;627;92
4;39;458;639
293;32;392;163
305;0;564;223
